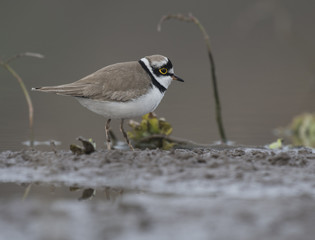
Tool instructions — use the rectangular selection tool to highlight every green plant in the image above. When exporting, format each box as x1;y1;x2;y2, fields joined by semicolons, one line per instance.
128;113;175;150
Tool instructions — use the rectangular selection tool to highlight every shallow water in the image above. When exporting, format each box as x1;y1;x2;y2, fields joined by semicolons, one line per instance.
1;182;315;240
1;147;315;239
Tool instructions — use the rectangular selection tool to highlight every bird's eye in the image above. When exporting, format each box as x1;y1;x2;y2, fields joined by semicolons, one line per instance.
159;68;168;75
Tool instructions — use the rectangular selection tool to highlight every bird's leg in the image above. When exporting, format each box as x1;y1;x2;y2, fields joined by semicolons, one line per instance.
105;119;112;150
120;119;134;151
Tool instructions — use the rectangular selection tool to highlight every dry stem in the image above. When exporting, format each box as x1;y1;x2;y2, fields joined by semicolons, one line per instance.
158;13;227;143
0;52;44;147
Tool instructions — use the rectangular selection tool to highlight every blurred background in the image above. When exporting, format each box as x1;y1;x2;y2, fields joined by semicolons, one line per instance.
1;0;315;150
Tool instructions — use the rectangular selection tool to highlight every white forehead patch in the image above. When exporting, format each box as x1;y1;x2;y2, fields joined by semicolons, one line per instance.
152;56;168;68
145;55;169;68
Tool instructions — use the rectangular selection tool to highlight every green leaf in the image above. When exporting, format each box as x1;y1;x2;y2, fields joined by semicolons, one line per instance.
268;138;284;149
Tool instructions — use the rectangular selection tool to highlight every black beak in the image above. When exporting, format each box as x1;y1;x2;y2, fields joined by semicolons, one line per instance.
172;74;184;82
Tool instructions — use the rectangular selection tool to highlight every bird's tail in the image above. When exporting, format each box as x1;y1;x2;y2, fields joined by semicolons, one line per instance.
31;84;84;97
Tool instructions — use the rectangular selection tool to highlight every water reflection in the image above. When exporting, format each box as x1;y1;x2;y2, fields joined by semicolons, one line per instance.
1;183;314;240
15;183;127;202
69;186;124;201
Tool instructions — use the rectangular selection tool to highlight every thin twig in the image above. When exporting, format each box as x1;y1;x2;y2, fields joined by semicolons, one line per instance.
5;52;44;64
157;14;193;31
1;63;34;145
158;13;227;143
22;183;32;201
0;52;44;147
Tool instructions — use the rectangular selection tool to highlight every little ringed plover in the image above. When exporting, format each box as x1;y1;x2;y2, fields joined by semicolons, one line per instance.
32;54;184;150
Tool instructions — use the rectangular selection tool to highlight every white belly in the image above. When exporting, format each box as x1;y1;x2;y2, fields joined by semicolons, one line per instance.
76;87;165;119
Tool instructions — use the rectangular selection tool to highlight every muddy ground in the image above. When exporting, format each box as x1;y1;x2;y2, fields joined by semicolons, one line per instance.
0;146;315;240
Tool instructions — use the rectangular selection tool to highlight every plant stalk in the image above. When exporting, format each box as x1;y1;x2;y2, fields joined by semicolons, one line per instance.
1;63;34;146
158;14;227;143
191;16;227;143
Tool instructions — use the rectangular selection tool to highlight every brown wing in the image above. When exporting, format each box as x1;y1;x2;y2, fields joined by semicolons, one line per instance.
33;61;152;102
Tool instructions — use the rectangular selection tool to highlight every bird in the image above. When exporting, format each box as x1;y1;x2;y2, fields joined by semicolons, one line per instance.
32;54;184;150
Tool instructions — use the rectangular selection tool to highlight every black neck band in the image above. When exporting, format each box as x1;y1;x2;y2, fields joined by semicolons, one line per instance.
138;60;166;93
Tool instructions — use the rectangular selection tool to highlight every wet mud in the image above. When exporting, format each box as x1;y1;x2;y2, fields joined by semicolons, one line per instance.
1;146;315;240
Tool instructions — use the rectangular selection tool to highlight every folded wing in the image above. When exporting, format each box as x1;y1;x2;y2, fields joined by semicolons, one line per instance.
32;61;151;102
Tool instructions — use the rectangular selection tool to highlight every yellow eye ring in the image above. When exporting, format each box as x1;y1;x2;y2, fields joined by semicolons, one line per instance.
159;68;168;75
